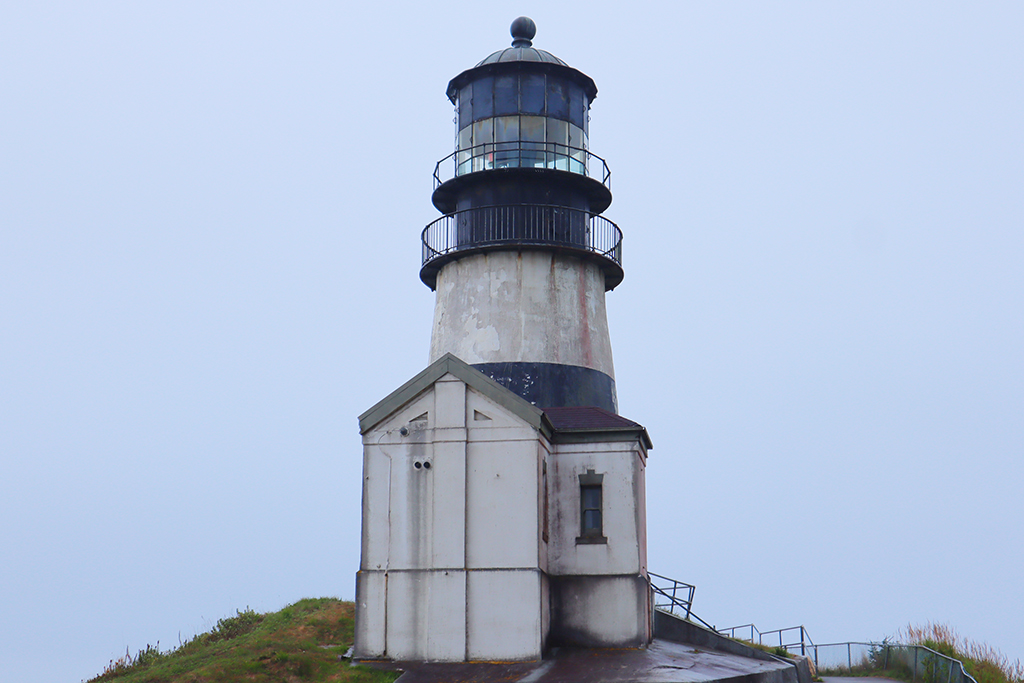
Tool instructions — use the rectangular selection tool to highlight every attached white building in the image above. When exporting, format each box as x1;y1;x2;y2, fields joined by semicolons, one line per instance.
354;354;651;661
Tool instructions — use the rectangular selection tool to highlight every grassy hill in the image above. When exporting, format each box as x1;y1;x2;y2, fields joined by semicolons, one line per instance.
88;601;1022;683
86;598;398;683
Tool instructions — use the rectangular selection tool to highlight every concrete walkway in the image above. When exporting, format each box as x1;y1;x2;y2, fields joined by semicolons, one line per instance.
822;678;904;683
369;639;797;683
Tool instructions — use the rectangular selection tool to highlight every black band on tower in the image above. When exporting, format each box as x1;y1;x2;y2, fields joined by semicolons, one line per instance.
472;362;617;412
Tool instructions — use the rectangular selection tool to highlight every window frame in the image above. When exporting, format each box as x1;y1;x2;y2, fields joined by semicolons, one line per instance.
576;469;607;545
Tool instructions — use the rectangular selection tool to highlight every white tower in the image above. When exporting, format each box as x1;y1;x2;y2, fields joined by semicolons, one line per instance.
354;18;652;662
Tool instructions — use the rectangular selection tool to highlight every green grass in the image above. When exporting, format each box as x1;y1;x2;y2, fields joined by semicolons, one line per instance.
899;623;1023;683
741;640;793;658
816;624;1022;683
87;598;399;683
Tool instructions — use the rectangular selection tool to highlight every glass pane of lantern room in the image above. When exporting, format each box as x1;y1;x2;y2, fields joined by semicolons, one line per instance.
569;124;587;174
568;123;584;148
472;76;494;120
472;118;493;171
568;85;585;129
458;83;473;129
495;115;519;142
457;126;472;175
520;116;546;168
521;115;545;142
494;74;518;116
494;115;520;168
547;118;568;170
520;73;545;115
547;79;569;119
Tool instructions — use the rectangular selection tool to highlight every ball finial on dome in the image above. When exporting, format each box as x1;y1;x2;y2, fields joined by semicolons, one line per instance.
510;16;536;48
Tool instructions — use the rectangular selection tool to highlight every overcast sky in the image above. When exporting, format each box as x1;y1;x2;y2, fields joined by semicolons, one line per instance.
2;3;1022;682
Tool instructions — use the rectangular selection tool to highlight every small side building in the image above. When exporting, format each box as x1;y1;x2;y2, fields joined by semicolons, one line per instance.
354;354;652;661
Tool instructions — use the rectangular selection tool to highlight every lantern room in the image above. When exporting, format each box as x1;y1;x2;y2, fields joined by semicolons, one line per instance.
422;17;621;292
450;18;592;179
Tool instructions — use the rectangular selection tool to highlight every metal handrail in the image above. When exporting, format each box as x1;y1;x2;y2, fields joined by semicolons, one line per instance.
802;641;978;683
717;623;815;656
421;204;622;268
649;572;695;620
432;142;612;190
648;572;716;631
718;623;762;641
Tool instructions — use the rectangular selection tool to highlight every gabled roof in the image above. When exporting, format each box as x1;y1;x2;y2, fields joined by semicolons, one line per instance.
544;406;653;450
359;354;652;451
358;353;549;436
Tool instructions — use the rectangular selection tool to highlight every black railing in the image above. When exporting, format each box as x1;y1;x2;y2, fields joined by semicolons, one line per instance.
433;142;612;190
718;624;815;656
421;205;622;269
802;641;978;683
649;571;717;631
649;572;695;620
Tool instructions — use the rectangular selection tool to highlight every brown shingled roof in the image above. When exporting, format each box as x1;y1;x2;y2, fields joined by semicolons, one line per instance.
543;406;642;432
542;406;652;449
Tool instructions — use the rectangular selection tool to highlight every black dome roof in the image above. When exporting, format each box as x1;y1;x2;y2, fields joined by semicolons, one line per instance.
445;17;597;103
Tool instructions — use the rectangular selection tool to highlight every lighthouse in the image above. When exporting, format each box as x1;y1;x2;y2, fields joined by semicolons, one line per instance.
354;18;651;662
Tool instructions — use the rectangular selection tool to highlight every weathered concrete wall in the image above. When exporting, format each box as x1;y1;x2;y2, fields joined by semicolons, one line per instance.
549;574;651;648
544;439;650;647
655;609;777;661
654;610;813;683
429;251;614;377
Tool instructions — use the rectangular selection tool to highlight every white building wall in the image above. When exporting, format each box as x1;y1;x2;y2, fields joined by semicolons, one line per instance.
355;374;551;661
353;570;386;657
547;441;648;576
466;438;538;568
384;570;467;661
467;569;544;660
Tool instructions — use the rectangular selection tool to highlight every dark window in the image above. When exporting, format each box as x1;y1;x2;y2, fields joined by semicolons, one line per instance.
494;74;518;116
459;83;473;129
581;486;601;532
576;469;607;544
521;73;546;115
568;84;587;129
473;75;494;120
548;78;569;119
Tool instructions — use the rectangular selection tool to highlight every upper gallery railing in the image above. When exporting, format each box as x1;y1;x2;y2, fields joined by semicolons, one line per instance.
433;142;612;190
